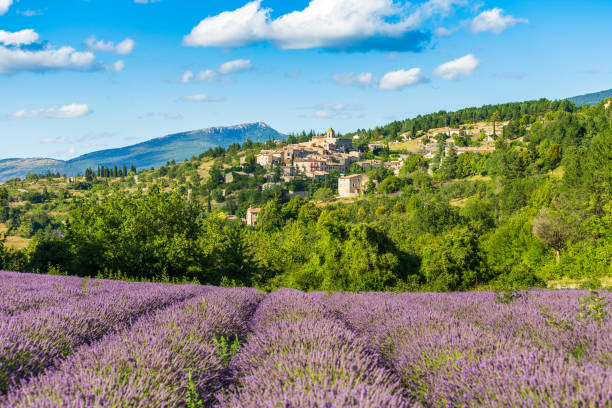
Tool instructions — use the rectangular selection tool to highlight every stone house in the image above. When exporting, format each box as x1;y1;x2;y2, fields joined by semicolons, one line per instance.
338;174;369;197
246;207;261;227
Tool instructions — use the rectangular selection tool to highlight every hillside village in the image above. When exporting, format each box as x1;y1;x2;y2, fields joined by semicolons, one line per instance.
239;123;506;226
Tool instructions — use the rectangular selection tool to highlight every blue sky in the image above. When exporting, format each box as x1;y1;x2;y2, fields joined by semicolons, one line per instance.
1;0;611;160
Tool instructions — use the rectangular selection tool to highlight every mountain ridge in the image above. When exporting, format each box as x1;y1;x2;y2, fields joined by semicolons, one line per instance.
0;122;284;181
567;88;612;106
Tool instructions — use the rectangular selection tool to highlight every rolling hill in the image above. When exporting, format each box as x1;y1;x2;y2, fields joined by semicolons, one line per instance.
0;122;284;181
567;88;612;106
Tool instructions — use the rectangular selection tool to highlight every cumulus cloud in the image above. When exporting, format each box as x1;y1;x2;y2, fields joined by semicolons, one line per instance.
433;54;480;80
86;36;135;55
183;0;464;52
181;70;194;83
0;45;96;74
471;8;528;34
111;60;125;72
180;94;225;102
0;29;39;46
379;68;427;90
333;68;426;90
218;58;252;74
181;59;252;83
0;0;12;15
9;104;91;119
332;72;377;86
0;30;113;75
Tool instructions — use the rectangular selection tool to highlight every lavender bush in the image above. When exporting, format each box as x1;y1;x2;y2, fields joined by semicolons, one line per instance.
0;274;203;394
5;287;263;407
218;289;410;407
0;272;609;407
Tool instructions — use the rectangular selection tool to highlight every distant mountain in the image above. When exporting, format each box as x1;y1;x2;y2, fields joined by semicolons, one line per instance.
0;122;284;181
567;89;612;106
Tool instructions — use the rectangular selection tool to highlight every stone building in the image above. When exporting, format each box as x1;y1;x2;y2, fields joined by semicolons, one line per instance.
246;207;261;227
338;174;369;197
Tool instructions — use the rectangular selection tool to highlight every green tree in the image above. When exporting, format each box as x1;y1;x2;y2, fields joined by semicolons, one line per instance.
400;154;427;175
420;227;482;291
491;110;501;137
379;176;405;194
438;147;458;180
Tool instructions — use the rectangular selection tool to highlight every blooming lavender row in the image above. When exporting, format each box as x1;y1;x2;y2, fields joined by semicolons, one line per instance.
0;275;205;395
4;287;263;408
321;290;612;407
218;289;410;407
0;271;128;318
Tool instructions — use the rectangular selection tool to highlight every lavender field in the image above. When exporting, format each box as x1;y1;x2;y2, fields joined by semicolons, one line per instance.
0;271;610;407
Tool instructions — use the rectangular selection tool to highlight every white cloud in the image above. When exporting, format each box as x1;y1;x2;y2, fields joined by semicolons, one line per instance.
0;0;12;15
115;38;135;55
180;94;224;102
434;27;453;37
218;58;252;74
86;36;135;55
379;68;426;90
134;0;160;3
195;69;216;81
332;72;377;86
0;29;39;46
0;45;96;74
111;60;125;72
181;70;194;83
181;59;252;83
184;0;462;52
433;54;480;80
333;68;426;90
9;104;91;119
471;8;528;34
183;1;269;48
0;30;108;75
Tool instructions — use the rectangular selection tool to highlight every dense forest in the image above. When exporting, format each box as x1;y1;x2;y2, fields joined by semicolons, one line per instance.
0;98;610;292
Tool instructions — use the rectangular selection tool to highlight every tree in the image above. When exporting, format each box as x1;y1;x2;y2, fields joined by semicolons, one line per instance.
379;176;405;194
400;154;427;175
207;166;224;189
542;143;562;170
491;110;501;137
290;223;414;292
438;147;458;180
420;227;483;291
257;198;284;232
312;188;335;202
532;208;571;263
65;186;229;282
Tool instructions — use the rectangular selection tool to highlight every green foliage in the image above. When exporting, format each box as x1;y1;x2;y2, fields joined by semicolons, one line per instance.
379;176;405;194
185;371;203;408
420;227;482;291
213;335;241;365
577;289;609;325
400;154;428;175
